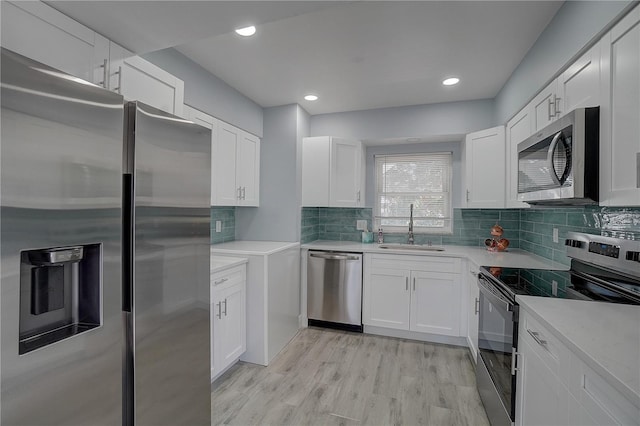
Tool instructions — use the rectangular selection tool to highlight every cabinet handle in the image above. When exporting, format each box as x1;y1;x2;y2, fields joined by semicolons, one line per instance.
466;190;470;202
214;277;228;285
113;66;122;93
474;297;479;315
406;277;408;291
511;347;521;375
548;97;554;120
242;187;246;200
237;187;242;200
636;153;639;188
527;329;547;347
223;298;228;316
357;190;361;202
98;59;108;88
470;271;478;277
554;96;561;117
413;277;416;291
216;301;222;319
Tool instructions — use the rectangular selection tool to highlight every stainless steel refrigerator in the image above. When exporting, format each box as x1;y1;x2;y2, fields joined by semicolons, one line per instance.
1;48;211;425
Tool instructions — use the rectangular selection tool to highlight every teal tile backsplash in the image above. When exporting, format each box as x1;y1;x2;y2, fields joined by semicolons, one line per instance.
301;206;640;265
519;206;640;266
211;206;236;244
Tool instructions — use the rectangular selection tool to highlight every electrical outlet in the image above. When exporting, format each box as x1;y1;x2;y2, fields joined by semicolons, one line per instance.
552;280;558;296
356;220;367;231
215;220;222;233
553;228;559;243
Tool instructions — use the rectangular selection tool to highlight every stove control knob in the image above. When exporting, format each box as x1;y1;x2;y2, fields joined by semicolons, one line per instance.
565;239;583;248
626;251;640;263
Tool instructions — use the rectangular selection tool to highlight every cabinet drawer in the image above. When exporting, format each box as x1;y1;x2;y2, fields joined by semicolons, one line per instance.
369;254;461;273
569;358;640;426
211;265;246;292
520;311;571;385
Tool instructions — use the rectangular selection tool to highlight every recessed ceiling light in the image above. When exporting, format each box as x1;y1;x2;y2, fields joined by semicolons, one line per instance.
235;26;256;37
442;77;460;86
304;94;318;101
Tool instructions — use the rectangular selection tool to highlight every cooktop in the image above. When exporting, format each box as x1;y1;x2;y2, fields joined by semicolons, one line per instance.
480;263;640;305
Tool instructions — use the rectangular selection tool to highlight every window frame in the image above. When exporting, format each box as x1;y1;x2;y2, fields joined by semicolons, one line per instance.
374;152;453;235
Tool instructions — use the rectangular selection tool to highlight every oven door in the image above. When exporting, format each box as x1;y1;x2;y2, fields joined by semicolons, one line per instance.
476;274;518;426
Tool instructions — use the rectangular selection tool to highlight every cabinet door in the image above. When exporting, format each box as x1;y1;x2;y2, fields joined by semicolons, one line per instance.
301;137;331;206
1;1;109;86
219;282;247;368
410;271;461;336
330;138;361;207
558;42;601;116
215;122;240;206
211;295;223;378
363;268;410;330
600;5;640;206
505;108;532;208
237;132;260;207
531;79;559;132
183;105;218;206
109;42;184;116
466;269;480;362
515;337;568;426
463;126;506;208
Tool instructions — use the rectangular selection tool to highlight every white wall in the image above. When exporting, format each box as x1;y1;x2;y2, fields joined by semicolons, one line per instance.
310;99;494;141
143;48;263;137
235;104;309;241
493;0;634;124
365;142;463;210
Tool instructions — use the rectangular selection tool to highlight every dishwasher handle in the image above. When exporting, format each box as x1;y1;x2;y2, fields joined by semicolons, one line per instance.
309;252;361;261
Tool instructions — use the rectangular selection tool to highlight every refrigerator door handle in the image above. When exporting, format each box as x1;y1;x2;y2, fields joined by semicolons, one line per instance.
122;173;134;312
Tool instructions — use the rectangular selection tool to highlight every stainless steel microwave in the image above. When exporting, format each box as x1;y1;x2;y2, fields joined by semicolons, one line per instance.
517;107;599;205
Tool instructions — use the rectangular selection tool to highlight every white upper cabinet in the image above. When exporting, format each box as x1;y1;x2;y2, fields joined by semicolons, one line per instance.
109;42;184;117
600;4;640;206
213;121;260;207
558;42;602;115
237;132;260;206
531;79;559;133
505;107;532;208
1;1;109;87
302;136;365;207
462;126;506;208
528;43;602;134
183;105;218;206
184;106;261;207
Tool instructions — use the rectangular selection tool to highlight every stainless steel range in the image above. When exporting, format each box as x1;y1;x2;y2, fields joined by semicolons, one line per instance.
475;232;640;426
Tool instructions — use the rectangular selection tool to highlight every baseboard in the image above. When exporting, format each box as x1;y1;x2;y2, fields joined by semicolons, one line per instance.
363;325;468;347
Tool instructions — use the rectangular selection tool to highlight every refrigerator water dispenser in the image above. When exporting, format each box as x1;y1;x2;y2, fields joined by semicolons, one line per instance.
19;244;102;354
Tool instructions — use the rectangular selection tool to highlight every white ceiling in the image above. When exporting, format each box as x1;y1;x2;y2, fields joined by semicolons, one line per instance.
48;1;563;115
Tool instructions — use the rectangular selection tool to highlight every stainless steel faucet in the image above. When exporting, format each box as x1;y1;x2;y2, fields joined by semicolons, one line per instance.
408;203;414;245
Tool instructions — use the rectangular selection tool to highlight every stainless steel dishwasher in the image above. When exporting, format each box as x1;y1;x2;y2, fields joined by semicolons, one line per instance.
307;250;363;332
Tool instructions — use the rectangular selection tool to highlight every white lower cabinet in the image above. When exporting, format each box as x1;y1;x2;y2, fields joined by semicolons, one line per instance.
363;254;461;337
466;262;480;362
516;307;640;426
211;264;246;380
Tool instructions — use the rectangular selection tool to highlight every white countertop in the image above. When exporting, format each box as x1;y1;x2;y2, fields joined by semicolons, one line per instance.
301;240;567;270
211;255;248;274
211;240;300;256
516;296;640;406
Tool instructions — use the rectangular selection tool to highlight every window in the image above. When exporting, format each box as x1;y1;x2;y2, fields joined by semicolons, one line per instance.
374;152;453;234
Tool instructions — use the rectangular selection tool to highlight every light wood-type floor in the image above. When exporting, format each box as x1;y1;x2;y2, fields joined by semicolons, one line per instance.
211;327;490;426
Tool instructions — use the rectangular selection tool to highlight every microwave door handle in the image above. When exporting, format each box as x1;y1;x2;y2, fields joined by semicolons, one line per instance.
547;131;564;185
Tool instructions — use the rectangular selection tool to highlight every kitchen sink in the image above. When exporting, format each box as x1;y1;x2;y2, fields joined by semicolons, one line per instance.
378;243;445;252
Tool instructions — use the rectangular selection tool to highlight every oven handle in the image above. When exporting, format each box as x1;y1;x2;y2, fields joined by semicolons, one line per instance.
477;275;513;312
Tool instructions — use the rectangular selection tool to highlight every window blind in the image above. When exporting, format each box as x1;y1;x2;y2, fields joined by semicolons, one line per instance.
374;152;453;233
